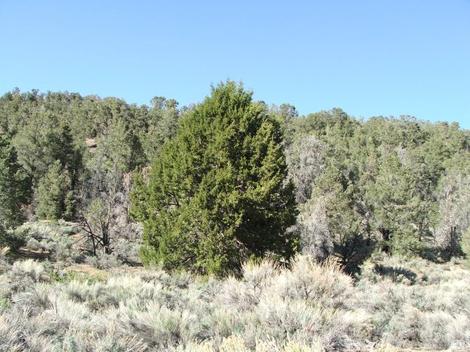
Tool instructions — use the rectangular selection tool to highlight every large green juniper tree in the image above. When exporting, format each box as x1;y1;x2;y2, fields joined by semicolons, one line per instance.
131;82;298;275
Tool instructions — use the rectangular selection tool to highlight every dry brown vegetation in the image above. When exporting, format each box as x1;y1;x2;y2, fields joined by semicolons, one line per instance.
1;251;469;352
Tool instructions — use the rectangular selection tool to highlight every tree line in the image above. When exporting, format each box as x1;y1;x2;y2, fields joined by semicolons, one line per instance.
0;83;469;274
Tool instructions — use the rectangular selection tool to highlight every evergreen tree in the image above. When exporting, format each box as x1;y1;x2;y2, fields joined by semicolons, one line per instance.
0;134;30;229
434;155;470;259
80;118;134;255
131;82;298;275
12;112;80;184
311;162;374;272
35;160;73;220
140;97;180;161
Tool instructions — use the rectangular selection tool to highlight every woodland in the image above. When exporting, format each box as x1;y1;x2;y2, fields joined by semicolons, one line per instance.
0;82;469;351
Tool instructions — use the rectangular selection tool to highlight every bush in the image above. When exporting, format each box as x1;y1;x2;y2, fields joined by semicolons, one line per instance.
14;221;82;263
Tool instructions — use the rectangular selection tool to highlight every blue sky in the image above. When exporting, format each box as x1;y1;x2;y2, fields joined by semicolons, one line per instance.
1;0;469;128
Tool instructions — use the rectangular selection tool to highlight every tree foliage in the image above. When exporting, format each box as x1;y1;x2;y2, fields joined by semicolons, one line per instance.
0;134;30;229
435;158;470;259
35;160;74;220
80;119;134;255
131;82;298;275
288;112;470;269
1;87;469;270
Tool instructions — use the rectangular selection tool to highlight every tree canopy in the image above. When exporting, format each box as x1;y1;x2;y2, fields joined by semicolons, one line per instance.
0;86;469;273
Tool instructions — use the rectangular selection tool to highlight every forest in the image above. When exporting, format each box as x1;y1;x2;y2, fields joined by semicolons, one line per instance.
0;82;469;351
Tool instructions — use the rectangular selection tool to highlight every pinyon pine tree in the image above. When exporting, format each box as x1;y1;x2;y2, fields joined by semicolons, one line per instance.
131;82;298;275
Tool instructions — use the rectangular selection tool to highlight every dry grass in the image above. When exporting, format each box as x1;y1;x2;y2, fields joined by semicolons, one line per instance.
0;252;469;351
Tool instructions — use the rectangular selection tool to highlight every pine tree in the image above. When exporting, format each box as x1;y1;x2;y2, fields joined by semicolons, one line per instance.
12;112;80;184
35;160;73;220
0;134;30;229
131;82;298;275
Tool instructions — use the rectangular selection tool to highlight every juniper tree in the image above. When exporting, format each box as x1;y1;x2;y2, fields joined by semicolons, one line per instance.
131;82;298;275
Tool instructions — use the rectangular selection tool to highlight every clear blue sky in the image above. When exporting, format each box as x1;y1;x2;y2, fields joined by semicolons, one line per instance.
1;0;469;128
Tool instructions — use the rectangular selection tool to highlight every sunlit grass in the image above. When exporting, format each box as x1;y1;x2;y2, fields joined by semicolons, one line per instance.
0;252;469;351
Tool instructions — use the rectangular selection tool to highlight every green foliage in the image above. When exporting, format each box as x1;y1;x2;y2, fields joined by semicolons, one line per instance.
12;112;80;184
85;117;132;200
290;111;470;267
312;163;373;271
0;134;30;230
131;82;298;275
1;87;469;270
81;118;136;255
35;161;74;220
140;97;180;161
0;89;182;225
434;156;470;259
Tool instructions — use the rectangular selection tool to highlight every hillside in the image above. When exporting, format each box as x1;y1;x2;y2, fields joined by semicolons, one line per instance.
1;84;469;351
